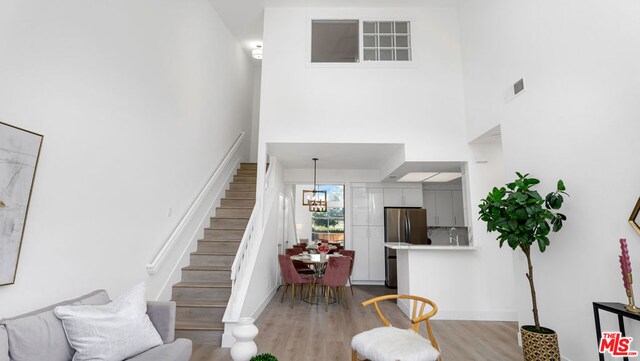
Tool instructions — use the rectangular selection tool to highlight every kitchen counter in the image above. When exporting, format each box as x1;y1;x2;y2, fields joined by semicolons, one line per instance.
384;242;477;250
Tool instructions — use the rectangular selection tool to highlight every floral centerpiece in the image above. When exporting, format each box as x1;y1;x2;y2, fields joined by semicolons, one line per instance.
317;243;330;260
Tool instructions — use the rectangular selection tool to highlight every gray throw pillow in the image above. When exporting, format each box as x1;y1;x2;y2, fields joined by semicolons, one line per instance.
0;290;109;361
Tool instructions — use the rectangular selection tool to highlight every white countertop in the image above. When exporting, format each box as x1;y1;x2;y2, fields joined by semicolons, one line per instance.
384;242;477;251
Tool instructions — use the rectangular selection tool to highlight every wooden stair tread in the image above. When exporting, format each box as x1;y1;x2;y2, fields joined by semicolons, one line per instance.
174;282;232;288
211;217;250;220
175;322;224;331
183;265;231;271
199;239;241;242
191;252;236;256
175;301;227;308
205;227;245;231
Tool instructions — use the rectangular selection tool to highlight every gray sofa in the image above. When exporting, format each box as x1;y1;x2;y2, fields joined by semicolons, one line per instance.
0;290;192;361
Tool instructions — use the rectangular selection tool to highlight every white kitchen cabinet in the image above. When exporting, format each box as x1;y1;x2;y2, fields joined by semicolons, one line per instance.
403;188;424;207
368;226;386;281
383;188;403;207
423;189;466;227
435;191;454;226
352;187;384;226
351;226;370;281
352;187;369;226
383;188;424;207
423;191;437;226
452;190;465;226
368;188;384;226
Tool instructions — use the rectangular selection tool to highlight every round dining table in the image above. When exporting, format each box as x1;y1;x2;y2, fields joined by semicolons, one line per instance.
290;253;346;304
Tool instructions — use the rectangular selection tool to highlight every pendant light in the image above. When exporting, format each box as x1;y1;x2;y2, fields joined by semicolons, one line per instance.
302;158;327;212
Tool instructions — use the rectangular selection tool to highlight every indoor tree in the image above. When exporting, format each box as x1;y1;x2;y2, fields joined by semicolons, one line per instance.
478;172;568;332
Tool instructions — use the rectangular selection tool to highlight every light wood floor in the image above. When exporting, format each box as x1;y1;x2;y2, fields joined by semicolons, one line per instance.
192;287;522;361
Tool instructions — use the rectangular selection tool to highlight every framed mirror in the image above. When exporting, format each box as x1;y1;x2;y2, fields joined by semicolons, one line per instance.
630;197;640;235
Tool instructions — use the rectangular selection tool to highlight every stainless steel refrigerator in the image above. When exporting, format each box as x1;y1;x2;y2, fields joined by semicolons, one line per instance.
384;207;428;288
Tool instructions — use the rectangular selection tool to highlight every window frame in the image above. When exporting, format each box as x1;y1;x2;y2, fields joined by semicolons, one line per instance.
306;16;417;69
310;184;345;243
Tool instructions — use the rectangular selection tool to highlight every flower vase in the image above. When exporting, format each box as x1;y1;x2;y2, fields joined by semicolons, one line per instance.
230;317;258;361
320;252;327;261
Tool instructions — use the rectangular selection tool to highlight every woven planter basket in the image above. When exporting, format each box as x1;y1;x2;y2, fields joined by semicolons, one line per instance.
521;326;560;361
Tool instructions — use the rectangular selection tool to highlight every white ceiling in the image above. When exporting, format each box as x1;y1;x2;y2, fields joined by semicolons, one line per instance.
207;0;460;51
267;142;404;169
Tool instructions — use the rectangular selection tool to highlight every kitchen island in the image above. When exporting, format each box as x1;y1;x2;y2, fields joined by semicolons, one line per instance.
384;242;482;320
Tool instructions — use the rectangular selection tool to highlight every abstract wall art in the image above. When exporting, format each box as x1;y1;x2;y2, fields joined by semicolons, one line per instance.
0;121;43;286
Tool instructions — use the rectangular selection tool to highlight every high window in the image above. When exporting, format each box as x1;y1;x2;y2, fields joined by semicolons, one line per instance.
311;20;412;63
363;21;411;61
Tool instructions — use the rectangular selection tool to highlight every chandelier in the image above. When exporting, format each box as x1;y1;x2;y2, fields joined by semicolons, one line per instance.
302;158;327;212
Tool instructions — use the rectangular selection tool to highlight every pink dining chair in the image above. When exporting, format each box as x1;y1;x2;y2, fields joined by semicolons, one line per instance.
338;249;355;295
278;255;314;308
317;256;351;311
285;248;314;275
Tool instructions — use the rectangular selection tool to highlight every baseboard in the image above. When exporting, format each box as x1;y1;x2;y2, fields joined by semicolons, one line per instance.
433;309;518;321
351;280;386;286
250;285;278;320
398;303;517;322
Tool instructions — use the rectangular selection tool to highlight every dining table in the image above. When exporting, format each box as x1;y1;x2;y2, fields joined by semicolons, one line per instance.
290;253;346;305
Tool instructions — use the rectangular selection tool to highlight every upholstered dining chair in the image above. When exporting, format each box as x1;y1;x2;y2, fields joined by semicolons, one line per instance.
351;294;441;361
285;248;314;275
316;256;351;311
338;249;355;295
278;255;314;308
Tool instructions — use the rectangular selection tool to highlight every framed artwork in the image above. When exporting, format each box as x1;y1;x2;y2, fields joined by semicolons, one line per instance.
630;197;640;235
0;121;43;286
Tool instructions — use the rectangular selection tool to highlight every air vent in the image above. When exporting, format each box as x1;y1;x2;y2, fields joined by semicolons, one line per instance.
504;77;526;103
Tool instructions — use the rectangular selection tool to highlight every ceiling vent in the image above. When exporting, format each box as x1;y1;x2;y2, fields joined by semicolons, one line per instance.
505;77;525;103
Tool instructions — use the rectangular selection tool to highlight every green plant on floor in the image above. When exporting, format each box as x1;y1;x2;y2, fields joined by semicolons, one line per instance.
478;172;568;333
250;353;278;361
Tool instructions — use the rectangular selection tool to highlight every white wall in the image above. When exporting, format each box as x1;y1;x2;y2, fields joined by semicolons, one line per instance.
249;66;262;162
459;1;640;359
255;6;518;323
0;0;255;316
259;6;469;162
293;184;314;242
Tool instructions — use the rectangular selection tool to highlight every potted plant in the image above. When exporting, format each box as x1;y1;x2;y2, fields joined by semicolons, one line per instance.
250;353;278;361
478;172;568;360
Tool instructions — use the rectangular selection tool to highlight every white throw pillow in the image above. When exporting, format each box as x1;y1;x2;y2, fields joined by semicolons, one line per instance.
54;283;163;361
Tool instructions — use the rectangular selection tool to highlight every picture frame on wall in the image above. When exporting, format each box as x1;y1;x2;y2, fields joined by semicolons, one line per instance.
0;121;43;286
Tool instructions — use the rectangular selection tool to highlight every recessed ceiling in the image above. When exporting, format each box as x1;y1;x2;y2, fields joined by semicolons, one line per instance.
384;161;464;183
422;172;462;182
397;172;438;182
267;142;404;169
207;0;460;53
